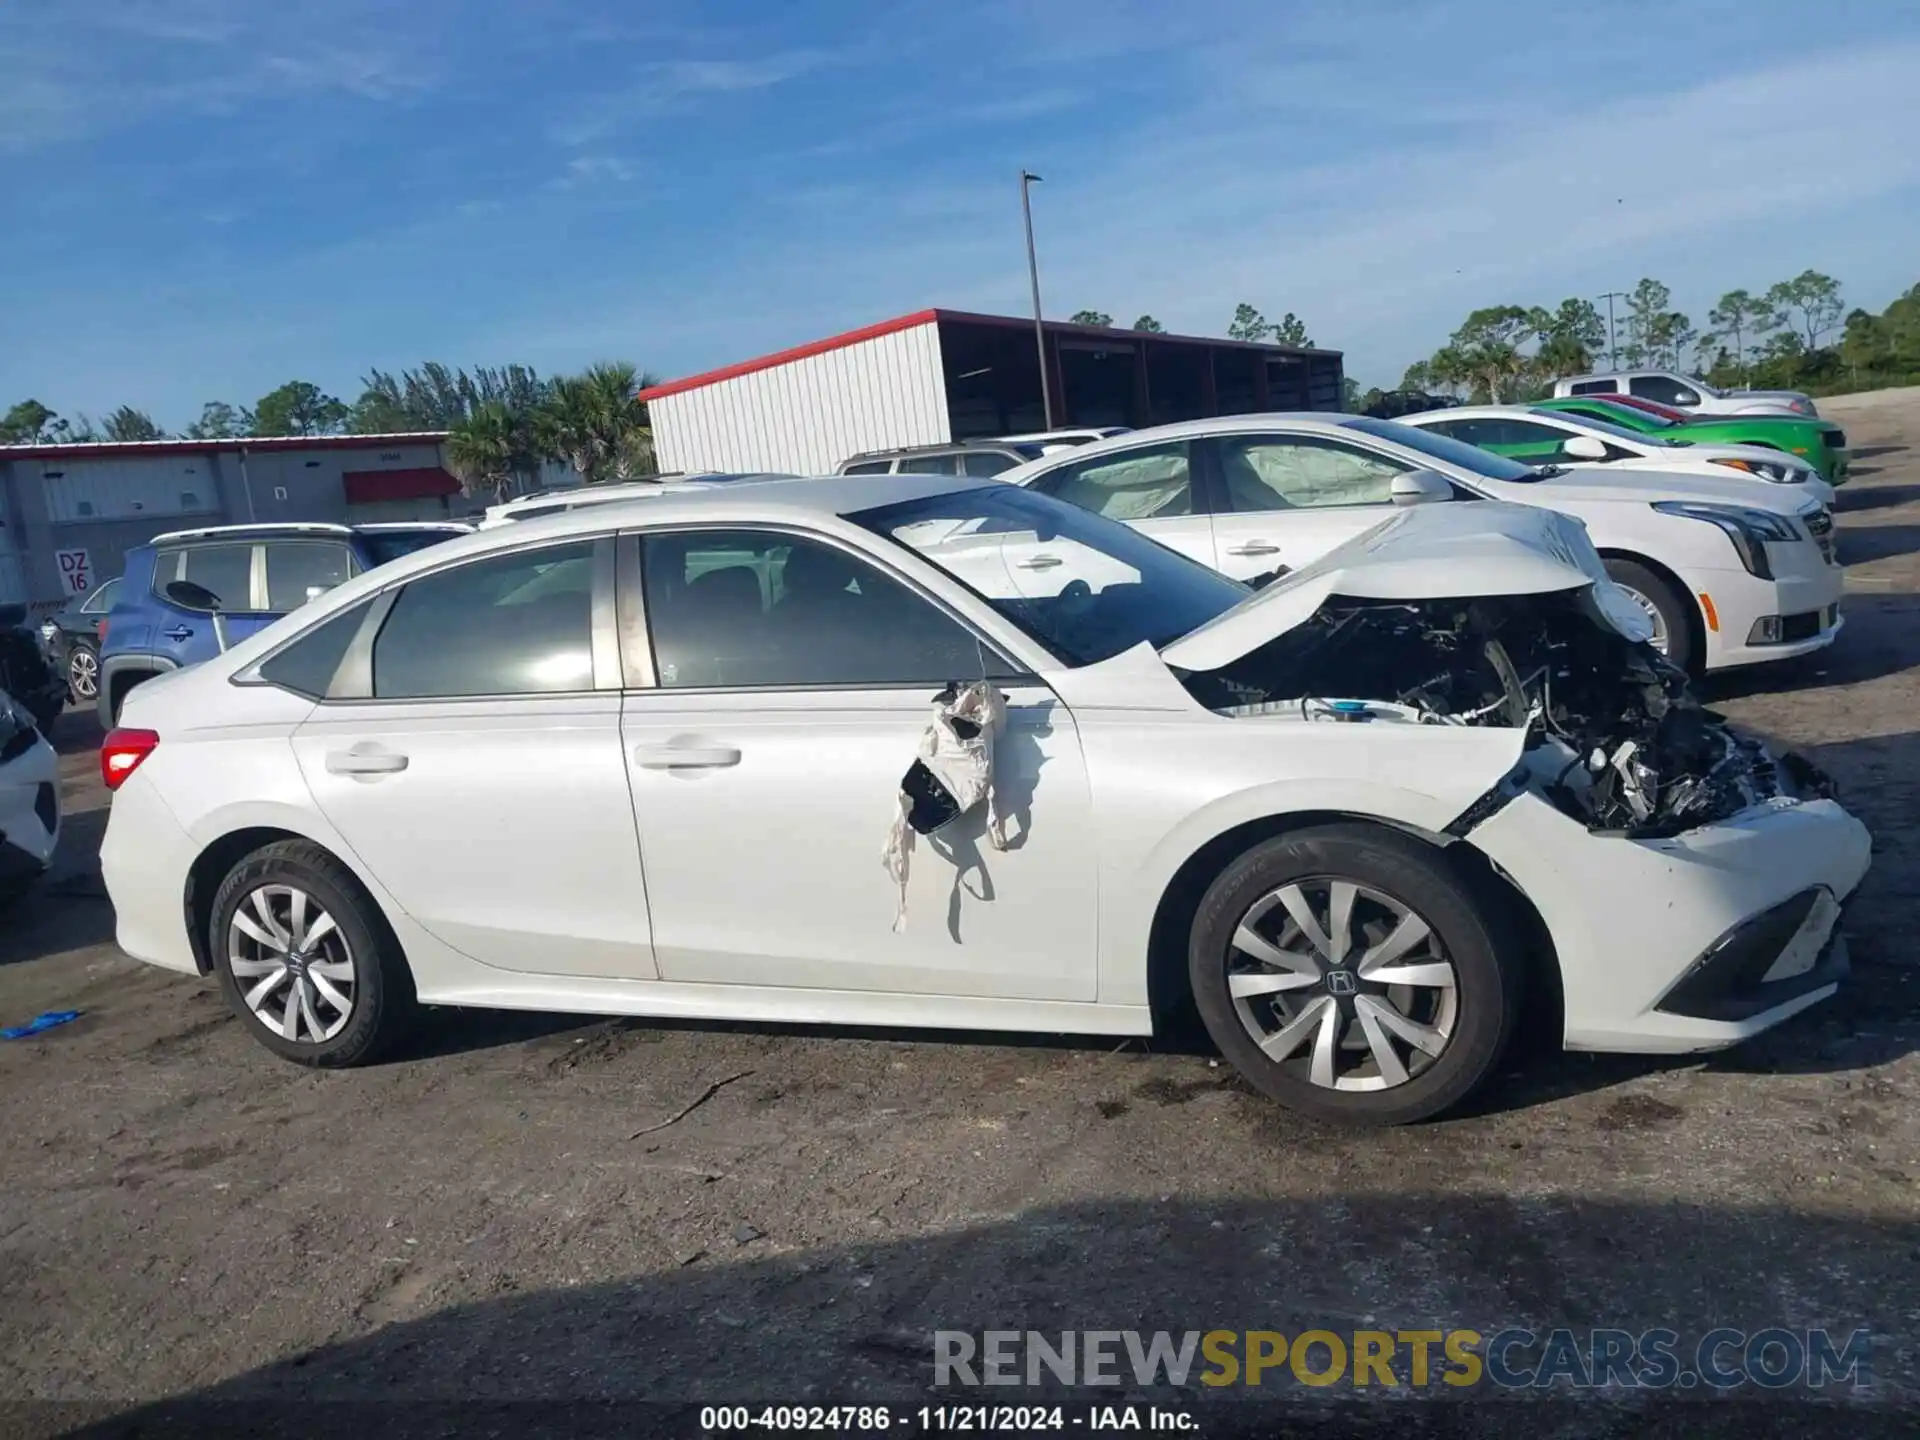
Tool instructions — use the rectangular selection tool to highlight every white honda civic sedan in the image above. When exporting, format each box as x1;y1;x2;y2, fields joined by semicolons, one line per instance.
97;475;1868;1125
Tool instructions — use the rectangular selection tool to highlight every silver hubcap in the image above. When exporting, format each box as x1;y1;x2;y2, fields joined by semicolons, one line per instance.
70;648;98;699
228;885;355;1043
1227;878;1458;1093
1613;583;1670;655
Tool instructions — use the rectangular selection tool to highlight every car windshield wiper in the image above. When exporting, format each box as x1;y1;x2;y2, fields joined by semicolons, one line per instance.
1524;464;1567;481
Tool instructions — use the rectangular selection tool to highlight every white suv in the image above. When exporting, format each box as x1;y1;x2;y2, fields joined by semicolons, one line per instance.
998;414;1842;673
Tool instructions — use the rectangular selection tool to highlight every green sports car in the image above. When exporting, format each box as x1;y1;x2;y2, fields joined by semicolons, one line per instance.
1535;396;1849;484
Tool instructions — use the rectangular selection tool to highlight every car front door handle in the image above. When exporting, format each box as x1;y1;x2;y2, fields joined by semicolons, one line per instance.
1015;555;1063;570
325;748;410;776
634;742;742;770
1226;542;1282;557
163;626;193;641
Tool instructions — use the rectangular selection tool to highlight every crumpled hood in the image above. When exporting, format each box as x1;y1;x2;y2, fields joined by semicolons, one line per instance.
1159;499;1651;672
1498;465;1821;513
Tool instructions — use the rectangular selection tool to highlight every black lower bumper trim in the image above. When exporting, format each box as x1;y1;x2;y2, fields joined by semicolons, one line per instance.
1657;887;1846;1023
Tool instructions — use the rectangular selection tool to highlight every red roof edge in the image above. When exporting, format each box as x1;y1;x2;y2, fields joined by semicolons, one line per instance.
342;467;461;504
636;309;942;401
0;432;448;462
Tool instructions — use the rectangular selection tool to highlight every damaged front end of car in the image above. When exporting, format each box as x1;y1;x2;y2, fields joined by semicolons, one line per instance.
1175;587;1832;838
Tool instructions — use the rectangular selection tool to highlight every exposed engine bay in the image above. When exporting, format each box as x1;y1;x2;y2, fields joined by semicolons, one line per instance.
1178;589;1835;839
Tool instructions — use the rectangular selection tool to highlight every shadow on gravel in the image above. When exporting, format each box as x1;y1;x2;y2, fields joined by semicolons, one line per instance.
1848;444;1908;461
1834;481;1920;511
65;1196;1917;1438
1834;526;1920;567
0;810;113;967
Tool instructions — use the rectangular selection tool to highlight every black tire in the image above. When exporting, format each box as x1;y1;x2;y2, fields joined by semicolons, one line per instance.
210;839;416;1067
1603;557;1696;674
1187;823;1520;1126
67;641;99;704
26;691;62;734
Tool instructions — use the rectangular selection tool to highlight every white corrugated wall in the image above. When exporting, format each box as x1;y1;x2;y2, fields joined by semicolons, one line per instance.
38;457;220;524
649;320;950;475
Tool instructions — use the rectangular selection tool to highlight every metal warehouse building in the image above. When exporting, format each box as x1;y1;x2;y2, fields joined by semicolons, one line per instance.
638;308;1346;475
0;433;458;611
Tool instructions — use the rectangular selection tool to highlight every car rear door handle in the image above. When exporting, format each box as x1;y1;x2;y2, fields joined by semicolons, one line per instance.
1226;542;1282;557
634;741;742;770
1015;555;1063;570
325;748;409;776
162;626;193;641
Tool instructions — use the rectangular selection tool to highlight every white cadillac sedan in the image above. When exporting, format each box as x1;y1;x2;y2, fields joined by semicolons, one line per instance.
1397;405;1837;509
98;476;1869;1125
998;416;1843;674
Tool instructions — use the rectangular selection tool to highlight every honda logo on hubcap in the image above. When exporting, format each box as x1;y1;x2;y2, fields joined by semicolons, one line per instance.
1326;969;1358;997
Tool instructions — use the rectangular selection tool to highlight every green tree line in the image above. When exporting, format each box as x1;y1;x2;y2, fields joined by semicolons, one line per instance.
1389;272;1920;407
0;360;662;501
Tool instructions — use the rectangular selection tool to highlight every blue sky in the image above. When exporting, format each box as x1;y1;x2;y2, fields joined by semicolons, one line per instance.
4;0;1918;426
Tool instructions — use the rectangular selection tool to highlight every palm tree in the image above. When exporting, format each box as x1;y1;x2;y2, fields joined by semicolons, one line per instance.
534;362;661;483
445;403;525;502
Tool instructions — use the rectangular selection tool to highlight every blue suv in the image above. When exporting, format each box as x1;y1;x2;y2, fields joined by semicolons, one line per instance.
98;521;469;724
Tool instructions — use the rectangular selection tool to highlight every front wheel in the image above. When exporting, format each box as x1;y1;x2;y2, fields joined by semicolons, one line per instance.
1603;557;1696;673
1188;824;1521;1126
210;839;416;1067
67;641;99;703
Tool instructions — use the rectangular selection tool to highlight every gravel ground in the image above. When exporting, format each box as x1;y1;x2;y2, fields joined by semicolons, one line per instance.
3;390;1920;1438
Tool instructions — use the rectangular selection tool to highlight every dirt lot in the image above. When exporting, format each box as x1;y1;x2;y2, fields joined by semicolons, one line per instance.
5;393;1920;1437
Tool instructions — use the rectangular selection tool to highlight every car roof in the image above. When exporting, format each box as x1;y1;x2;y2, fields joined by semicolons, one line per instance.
145;521;356;545
842;440;1032;461
995;412;1358;481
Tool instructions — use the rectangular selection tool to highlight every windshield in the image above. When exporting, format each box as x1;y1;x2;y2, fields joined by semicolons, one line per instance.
356;529;465;566
851;484;1247;667
1526;408;1648;446
1339;416;1544;483
1585;399;1679;431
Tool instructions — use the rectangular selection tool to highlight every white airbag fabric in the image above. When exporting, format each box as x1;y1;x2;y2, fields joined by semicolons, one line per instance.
881;682;1009;932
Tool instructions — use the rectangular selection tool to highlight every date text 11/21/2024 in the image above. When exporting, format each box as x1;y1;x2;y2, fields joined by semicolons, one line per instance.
700;1407;1191;1432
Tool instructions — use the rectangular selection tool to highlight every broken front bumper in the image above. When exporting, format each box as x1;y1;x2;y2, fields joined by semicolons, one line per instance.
1465;789;1871;1054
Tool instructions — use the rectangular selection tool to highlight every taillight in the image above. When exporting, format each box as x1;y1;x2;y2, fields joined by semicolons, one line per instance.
101;728;159;791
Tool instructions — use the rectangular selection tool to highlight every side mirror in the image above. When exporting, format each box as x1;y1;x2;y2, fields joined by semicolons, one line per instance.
1388;469;1453;506
165;580;223;612
0;602;25;628
1561;434;1610;461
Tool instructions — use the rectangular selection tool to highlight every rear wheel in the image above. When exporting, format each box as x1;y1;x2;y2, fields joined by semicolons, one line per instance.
1188;824;1520;1126
1603;557;1696;673
210;839;416;1067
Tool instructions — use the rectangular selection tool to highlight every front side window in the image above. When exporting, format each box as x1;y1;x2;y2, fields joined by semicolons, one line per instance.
641;530;995;689
1028;441;1193;520
1630;374;1700;406
1570;378;1617;395
854;484;1245;667
265;541;356;610
167;544;254;610
1340;417;1544;482
1215;434;1409;511
962;451;1017;477
371;540;595;698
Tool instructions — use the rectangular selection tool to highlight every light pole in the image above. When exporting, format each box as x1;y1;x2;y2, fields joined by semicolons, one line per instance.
1597;291;1628;372
1020;169;1055;428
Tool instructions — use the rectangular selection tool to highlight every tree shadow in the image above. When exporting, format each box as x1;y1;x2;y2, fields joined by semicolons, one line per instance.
68;1195;1919;1436
1833;526;1920;566
1848;444;1907;461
